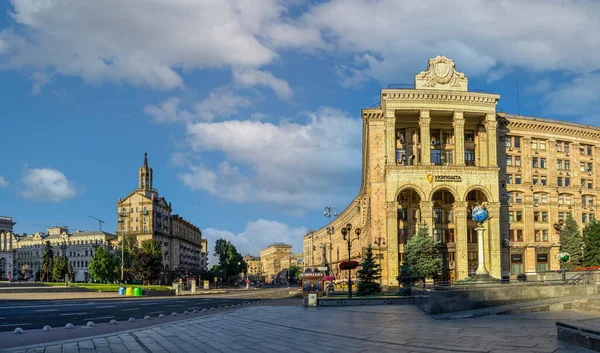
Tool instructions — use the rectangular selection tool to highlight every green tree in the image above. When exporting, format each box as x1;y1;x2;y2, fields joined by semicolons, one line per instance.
560;213;584;269
584;218;600;266
89;246;119;283
357;245;382;296
213;239;246;285
116;234;137;282
52;255;69;282
398;222;442;286
132;240;162;284
41;241;54;282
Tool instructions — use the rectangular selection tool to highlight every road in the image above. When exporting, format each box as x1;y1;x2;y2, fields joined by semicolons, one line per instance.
0;287;295;332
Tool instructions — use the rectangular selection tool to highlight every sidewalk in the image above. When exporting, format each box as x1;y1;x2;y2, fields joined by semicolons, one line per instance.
1;298;596;352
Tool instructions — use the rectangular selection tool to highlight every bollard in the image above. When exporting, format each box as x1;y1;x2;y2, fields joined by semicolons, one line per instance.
158;314;166;318
86;321;95;327
43;325;52;332
171;312;178;316
144;315;151;320
14;328;24;334
128;317;136;322
110;320;118;325
65;323;74;329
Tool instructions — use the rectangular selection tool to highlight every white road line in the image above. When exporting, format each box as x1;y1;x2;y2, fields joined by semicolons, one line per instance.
146;311;164;315
95;305;115;309
175;300;187;303
0;317;4;320
35;309;58;312
140;302;158;306
60;312;87;316
0;303;93;310
165;304;182;307
0;323;31;327
84;316;114;321
120;308;139;311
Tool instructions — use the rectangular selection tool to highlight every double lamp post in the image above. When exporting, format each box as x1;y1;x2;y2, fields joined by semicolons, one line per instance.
341;223;361;298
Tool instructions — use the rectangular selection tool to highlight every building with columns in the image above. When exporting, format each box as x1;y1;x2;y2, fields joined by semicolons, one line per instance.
304;55;597;285
0;216;15;279
117;153;205;282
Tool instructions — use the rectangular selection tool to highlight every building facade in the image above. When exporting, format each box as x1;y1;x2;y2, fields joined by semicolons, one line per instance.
259;243;292;283
200;238;209;272
117;153;204;281
304;55;597;286
12;227;116;282
0;216;15;279
244;255;263;280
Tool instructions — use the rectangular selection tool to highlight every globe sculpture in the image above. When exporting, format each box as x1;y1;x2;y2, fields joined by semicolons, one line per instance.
472;205;489;224
555;252;570;263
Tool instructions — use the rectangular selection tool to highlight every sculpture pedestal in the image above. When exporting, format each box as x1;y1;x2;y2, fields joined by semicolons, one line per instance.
473;226;496;282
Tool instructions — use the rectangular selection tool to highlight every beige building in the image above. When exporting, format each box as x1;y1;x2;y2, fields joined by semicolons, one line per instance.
243;254;262;279
304;55;599;285
12;226;116;282
259;243;292;283
200;238;209;271
117;153;204;281
0;216;16;280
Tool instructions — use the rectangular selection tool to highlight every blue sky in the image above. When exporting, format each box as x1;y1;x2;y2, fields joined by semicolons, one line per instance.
1;0;599;259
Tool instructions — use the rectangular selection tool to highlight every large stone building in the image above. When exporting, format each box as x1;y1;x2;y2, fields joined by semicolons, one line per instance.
12;226;116;282
0;216;15;279
244;254;263;280
117;153;205;281
259;243;292;283
304;55;598;285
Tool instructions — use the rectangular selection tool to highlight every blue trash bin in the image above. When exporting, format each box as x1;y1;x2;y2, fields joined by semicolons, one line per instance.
118;286;126;295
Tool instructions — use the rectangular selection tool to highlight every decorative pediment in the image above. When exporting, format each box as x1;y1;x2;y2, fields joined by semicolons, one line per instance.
415;55;468;91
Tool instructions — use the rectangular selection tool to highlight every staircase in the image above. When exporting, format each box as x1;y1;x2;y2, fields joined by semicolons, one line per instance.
563;272;591;285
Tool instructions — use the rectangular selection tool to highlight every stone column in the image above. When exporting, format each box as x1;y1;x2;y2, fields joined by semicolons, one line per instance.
386;201;398;286
1;232;4;251
486;114;498;167
419;110;431;166
453;201;469;280
487;202;502;279
10;232;13;251
419;200;434;236
385;109;396;165
478;125;488;167
453;111;465;166
475;225;489;276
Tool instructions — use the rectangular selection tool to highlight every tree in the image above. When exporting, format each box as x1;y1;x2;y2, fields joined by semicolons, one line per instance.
213;239;245;285
89;247;119;283
357;245;382;296
560;213;584;270
52;255;69;282
132;240;162;284
116;234;137;282
584;218;600;266
398;222;442;286
41;241;54;282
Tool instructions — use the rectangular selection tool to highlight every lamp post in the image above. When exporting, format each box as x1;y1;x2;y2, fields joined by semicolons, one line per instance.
324;206;338;272
341;223;361;298
373;235;386;285
118;213;127;283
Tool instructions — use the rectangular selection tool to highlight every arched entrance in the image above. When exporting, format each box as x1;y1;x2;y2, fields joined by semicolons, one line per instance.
432;189;456;282
0;257;6;279
397;188;422;266
466;189;488;276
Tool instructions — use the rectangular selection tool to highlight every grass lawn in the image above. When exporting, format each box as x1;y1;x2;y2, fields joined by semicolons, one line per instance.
43;282;171;292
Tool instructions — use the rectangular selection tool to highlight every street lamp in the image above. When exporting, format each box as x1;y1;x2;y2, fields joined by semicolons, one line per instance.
373;235;386;285
324;206;338;272
118;213;127;282
341;223;361;299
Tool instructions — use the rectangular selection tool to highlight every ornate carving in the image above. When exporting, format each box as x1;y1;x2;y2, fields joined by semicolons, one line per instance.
415;56;468;91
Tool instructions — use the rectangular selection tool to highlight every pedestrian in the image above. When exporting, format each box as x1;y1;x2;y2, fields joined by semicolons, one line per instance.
7;273;12;283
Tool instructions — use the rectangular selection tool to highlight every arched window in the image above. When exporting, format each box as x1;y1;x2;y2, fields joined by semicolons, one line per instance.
533;192;548;205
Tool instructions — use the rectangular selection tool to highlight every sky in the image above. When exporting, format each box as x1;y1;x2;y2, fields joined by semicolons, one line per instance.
1;0;600;264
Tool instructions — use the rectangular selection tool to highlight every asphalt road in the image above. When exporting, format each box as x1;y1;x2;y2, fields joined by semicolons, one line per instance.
0;287;295;332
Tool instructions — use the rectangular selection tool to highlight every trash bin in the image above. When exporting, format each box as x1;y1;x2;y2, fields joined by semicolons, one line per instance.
133;287;142;296
118;286;126;295
308;293;318;307
125;287;133;296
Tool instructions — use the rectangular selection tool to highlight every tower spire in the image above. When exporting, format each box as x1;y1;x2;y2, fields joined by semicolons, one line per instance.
144;152;148;167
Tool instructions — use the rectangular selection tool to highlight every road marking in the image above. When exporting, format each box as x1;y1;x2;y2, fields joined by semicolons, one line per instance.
140;302;158;306
35;309;58;312
84;316;114;321
146;311;164;315
0;317;4;320
176;300;187;303
96;305;115;309
0;323;31;327
165;304;182;307
121;308;139;311
60;312;88;316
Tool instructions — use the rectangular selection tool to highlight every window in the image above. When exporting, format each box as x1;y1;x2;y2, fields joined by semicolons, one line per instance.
430;150;441;165
582;179;586;187
535;229;541;241
565;143;570;154
558;212;565;221
580;146;585;155
468;229;477;243
433;208;442;223
556;142;562;152
541;176;547;185
564;160;570;170
557;160;563;170
581;162;586;172
507;175;513;184
511;254;524;275
514;137;521;148
516;193;523;203
398;209;408;221
508;212;514;222
589;180;593;189
532;140;538;150
557;177;563;187
540;140;546;150
532;157;538;168
541;194;548;204
540;158;547;168
515;156;521;166
515;174;521;184
537;254;548;272
465;150;475;165
534;211;540;222
583;214;588;223
533;176;538;185
588;163;593;173
565;178;571;187
516;211;523;221
506;155;512;166
542;212;548;222
504;137;511;148
465;131;474;142
510;229;523;242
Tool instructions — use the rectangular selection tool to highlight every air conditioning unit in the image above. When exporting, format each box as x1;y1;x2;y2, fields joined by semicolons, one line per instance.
517;149;522;153
559;171;563;175
567;172;570;176
508;202;513;207
518;167;522;172
566;153;570;156
588;171;593;176
509;147;513;151
583;205;587;209
534;169;539;173
591;207;595;211
535;150;539;154
449;261;455;267
568;205;573;209
534;202;539;207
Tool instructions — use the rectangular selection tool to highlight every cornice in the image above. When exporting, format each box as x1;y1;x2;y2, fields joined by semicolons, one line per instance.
381;89;500;105
506;116;600;140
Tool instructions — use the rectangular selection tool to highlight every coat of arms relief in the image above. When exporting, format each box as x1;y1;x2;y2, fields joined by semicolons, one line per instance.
415;55;468;91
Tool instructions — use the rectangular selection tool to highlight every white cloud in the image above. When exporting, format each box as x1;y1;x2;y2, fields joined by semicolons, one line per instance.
202;219;307;266
543;74;600;123
145;87;253;123
180;106;361;211
250;112;268;121
0;176;8;188
233;68;293;100
301;0;600;85
29;71;53;95
0;0;317;96
20;168;78;202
